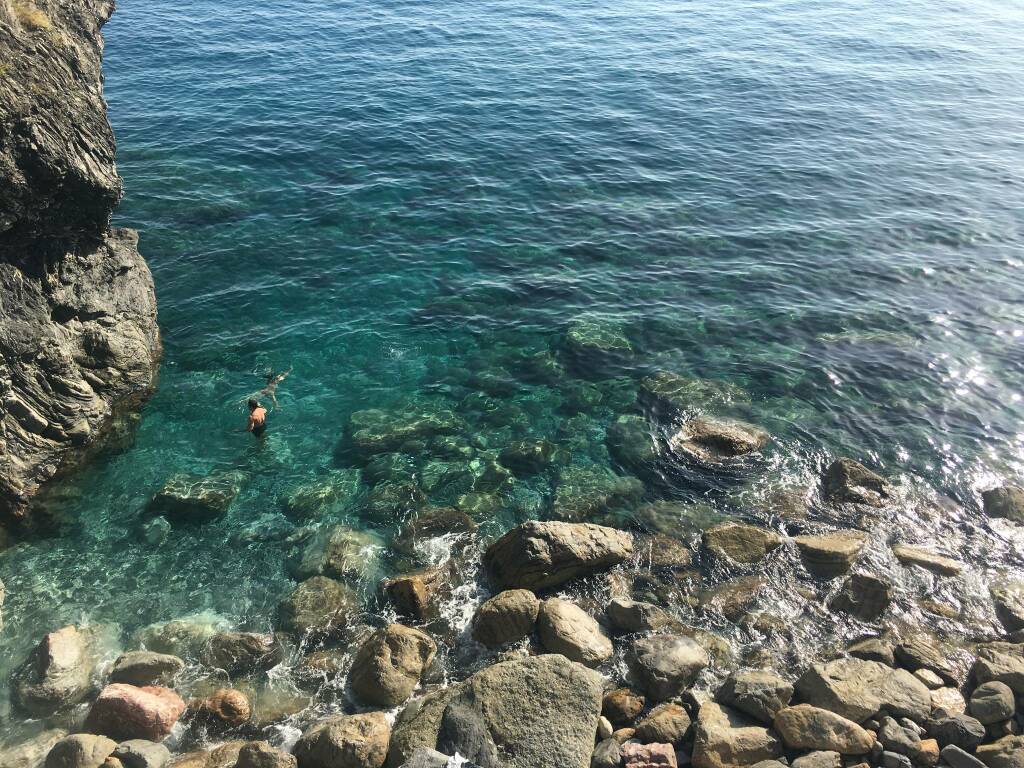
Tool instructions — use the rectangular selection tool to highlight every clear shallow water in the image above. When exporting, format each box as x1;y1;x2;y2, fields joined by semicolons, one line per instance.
3;0;1024;735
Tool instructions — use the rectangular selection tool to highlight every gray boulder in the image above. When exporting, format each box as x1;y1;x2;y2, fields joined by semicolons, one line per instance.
973;642;1024;693
941;745;987;768
773;704;873;754
236;741;298;768
111;740;171;768
14;625;98;717
386;685;467;768
606;598;675;634
436;654;603;768
109;651;184;687
794;657;931;723
982;486;1024;523
590;738;622;768
471;589;539;648
976;736;1024;768
293;712;391;768
147;471;244;522
402;748;452;768
991;581;1024;634
793;532;868;578
829;573;892;621
629;634;710;701
927;713;986;751
967;680;1015;725
43;735;116;768
537;598;612;667
350;624;437;708
483;521;633;592
716;670;793;725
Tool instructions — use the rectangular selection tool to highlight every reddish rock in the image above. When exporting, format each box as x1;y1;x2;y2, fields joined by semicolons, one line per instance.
84;684;185;741
624;742;678;768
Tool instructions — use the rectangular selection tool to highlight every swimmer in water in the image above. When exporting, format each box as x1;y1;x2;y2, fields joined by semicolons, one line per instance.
260;367;292;411
246;398;268;437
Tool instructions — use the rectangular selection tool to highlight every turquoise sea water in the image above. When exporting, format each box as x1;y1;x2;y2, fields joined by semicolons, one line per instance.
3;0;1024;736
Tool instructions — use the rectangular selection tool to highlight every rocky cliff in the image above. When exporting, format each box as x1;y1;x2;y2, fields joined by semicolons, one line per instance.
0;0;160;527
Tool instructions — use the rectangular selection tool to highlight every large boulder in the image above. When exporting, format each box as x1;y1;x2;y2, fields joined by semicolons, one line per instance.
822;459;891;507
111;740;172;768
278;576;357;638
629;634;710;701
795;658;931;723
279;470;362;519
147;471;244;522
13;625;98;717
668;418;768;464
691;702;783;768
973;642;1024;693
293;712;391;768
110;651;185;687
982;487;1024;523
471;589;539;648
436;654;604;768
716;671;793;725
773;704;873;754
483;521;633;591
968;681;1015;725
84;684;185;741
702;522;782;564
43;734;117;768
537;598;612;667
236;741;298;768
346;407;463;458
990;581;1024;634
187;688;252;731
202;632;284;674
793;532;868;578
829;573;892;621
976;736;1024;768
0;729;68;768
349;624;436;708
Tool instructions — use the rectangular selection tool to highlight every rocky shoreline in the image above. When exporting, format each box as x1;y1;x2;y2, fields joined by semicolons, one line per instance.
0;0;161;529
1;487;1022;768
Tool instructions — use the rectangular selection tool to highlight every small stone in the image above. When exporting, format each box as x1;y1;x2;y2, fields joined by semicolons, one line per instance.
603;687;646;726
982;486;1024;523
882;752;913;768
823;459;891;507
537;598;613;667
701;522;782;565
635;703;691;744
471;589;540;648
110;652;184;688
598;716;614;740
968;681;1015;725
111;741;170;768
623;742;678;768
794;532;868;578
382;569;443;622
891;545;963;576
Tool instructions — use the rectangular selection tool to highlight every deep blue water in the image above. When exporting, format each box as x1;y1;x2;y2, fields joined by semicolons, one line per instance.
3;0;1024;735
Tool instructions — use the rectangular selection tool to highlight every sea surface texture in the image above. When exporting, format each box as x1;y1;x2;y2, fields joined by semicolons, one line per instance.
2;0;1024;736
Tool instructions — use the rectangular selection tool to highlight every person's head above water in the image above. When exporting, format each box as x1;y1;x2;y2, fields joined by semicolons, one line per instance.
248;398;260;411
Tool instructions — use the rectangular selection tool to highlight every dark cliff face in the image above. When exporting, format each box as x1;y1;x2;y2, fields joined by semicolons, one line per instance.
0;0;160;526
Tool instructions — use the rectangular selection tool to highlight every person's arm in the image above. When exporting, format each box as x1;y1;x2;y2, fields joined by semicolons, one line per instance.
245;415;255;432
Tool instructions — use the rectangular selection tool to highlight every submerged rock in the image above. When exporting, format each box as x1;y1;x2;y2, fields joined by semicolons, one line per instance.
436;653;604;768
981;486;1024;523
829;573;892;621
14;624;98;717
990;581;1024;634
278;576;357;638
291;525;383;582
293;712;391;768
187;688;252;732
279;470;362;519
638;371;748;417
891;545;963;576
822;459;891;507
84;684;185;742
135;614;228;659
565;317;633;358
147;472;244;523
483;520;634;592
0;728;68;768
668;418;769;465
346;406;463;458
110;651;185;687
202;632;284;675
551;464;644;522
499;440;556;476
393;506;477;559
349;624;436;708
471;589;540;648
702;522;782;564
606;415;661;474
606;598;676;634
